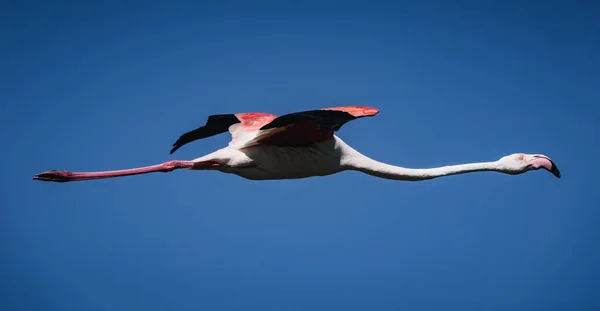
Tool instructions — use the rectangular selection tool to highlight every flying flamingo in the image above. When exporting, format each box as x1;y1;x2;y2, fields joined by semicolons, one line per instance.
33;106;560;183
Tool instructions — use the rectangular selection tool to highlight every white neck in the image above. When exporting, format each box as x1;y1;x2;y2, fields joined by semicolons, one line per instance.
341;147;502;181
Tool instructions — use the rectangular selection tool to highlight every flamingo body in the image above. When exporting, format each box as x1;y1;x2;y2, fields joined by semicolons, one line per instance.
192;136;348;180
179;106;379;180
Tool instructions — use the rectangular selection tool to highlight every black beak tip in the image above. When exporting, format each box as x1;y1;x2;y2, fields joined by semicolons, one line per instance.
549;160;561;178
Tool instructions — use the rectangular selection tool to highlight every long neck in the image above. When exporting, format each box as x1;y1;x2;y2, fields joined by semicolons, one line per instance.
343;151;502;181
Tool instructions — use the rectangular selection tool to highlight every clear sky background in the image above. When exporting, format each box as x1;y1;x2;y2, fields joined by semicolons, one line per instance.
2;1;599;310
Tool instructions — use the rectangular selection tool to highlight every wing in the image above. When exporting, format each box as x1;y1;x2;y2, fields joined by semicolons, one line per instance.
170;112;277;154
241;106;379;148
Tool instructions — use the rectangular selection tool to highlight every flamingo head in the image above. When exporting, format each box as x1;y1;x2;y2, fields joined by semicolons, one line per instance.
498;153;561;178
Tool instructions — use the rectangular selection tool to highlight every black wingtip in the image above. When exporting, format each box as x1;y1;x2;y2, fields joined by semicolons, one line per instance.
170;143;182;154
169;131;202;154
169;137;184;154
549;160;561;178
168;114;241;155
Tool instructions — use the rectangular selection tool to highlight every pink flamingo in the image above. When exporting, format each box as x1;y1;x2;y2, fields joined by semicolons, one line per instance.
33;106;560;183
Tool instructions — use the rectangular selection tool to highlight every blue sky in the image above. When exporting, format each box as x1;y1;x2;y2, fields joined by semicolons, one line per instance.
2;1;599;310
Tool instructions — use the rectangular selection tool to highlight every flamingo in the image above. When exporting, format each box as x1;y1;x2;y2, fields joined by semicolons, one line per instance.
33;106;560;183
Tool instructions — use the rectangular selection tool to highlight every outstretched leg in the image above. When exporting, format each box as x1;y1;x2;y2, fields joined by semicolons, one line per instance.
33;160;221;183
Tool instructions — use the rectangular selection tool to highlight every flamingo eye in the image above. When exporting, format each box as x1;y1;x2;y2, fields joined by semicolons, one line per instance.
517;154;525;161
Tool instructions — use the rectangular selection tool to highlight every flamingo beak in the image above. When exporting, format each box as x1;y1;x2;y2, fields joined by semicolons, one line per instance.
531;155;561;178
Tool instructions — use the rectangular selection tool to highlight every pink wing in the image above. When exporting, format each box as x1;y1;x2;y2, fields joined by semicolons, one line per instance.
241;106;379;148
170;106;378;153
227;112;278;146
321;105;379;117
234;112;278;131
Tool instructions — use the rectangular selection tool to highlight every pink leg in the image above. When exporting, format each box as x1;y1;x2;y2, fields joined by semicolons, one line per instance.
33;160;221;183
